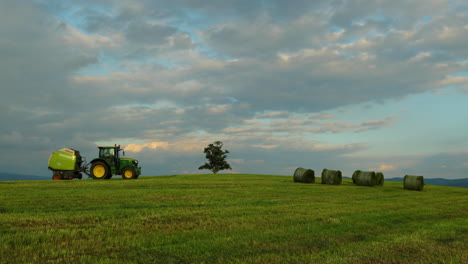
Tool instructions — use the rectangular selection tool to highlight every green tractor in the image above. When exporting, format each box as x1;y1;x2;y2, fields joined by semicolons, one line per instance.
48;145;141;180
89;145;141;179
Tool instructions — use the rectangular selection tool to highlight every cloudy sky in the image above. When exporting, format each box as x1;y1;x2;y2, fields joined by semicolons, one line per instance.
1;0;467;179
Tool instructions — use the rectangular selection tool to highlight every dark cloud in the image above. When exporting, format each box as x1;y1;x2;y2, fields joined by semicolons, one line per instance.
0;1;97;135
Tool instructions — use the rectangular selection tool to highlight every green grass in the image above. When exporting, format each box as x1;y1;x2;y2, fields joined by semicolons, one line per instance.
0;174;467;264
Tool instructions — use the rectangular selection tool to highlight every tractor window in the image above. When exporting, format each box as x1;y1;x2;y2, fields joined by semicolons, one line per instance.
100;148;115;158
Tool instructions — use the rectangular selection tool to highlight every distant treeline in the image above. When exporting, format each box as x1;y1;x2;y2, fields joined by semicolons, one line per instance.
384;177;468;188
0;173;49;181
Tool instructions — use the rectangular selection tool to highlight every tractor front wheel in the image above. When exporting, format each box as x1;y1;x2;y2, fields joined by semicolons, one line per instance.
122;167;137;179
90;161;110;179
52;173;62;180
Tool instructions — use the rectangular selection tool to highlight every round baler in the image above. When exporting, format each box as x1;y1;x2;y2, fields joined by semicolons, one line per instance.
48;148;86;180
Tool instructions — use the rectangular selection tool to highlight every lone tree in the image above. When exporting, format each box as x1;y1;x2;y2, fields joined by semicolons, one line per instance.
198;141;232;174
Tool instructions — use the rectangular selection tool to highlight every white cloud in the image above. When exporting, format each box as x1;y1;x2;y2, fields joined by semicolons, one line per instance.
355;116;398;132
63;25;120;49
369;163;397;172
408;52;432;63
436;76;468;87
252;144;278;150
310;113;336;120
311;144;364;151
125;142;170;152
255;112;290;119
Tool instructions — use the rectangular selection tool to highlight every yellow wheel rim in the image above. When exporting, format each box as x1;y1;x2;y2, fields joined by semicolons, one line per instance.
93;164;106;178
123;169;133;179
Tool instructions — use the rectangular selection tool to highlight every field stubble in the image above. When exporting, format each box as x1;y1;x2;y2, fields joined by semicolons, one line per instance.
0;174;467;264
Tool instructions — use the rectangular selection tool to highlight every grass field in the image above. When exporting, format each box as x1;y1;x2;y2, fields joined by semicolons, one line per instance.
0;174;467;264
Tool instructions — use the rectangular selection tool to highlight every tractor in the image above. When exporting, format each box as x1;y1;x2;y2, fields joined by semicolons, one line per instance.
89;145;141;179
48;144;141;180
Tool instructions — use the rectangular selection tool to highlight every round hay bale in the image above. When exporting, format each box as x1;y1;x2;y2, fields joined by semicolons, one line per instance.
293;167;315;183
353;170;377;186
375;172;384;186
352;170;361;184
321;169;342;185
404;175;424;191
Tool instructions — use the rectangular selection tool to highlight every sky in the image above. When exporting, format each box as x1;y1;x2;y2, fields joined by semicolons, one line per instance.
1;0;467;179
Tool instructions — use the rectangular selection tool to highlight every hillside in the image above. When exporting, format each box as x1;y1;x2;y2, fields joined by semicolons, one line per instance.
0;174;466;263
0;172;49;181
386;177;468;188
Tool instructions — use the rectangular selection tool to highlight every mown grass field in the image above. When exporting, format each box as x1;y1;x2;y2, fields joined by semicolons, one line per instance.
0;174;467;264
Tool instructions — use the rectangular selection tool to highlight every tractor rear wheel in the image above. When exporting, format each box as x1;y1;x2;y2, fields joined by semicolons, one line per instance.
90;161;110;179
104;172;113;179
122;167;137;179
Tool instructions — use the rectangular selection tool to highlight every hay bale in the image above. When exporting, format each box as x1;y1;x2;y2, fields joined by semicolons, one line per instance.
352;170;361;184
321;169;342;185
353;170;377;186
404;175;424;191
293;167;315;183
375;172;384;186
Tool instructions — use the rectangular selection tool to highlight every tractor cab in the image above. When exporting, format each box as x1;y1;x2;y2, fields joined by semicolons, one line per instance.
98;146;120;170
98;145;123;159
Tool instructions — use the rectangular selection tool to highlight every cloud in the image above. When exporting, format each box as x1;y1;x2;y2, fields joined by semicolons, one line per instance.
408;52;432;63
29;0;465;117
125;142;170;152
63;25;120;49
370;164;397;172
310;113;336;120
312;144;367;152
1;0;467;179
208;104;232;114
348;151;468;179
0;1;99;149
220;114;398;136
435;75;468;93
252;144;278;150
354;115;398;132
255;112;290;119
0;1;97;105
125;21;178;45
202;13;327;58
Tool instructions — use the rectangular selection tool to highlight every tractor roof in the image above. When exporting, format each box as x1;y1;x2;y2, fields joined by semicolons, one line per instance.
98;145;121;149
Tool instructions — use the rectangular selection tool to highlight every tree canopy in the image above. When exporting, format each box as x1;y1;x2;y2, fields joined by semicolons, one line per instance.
198;141;232;174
